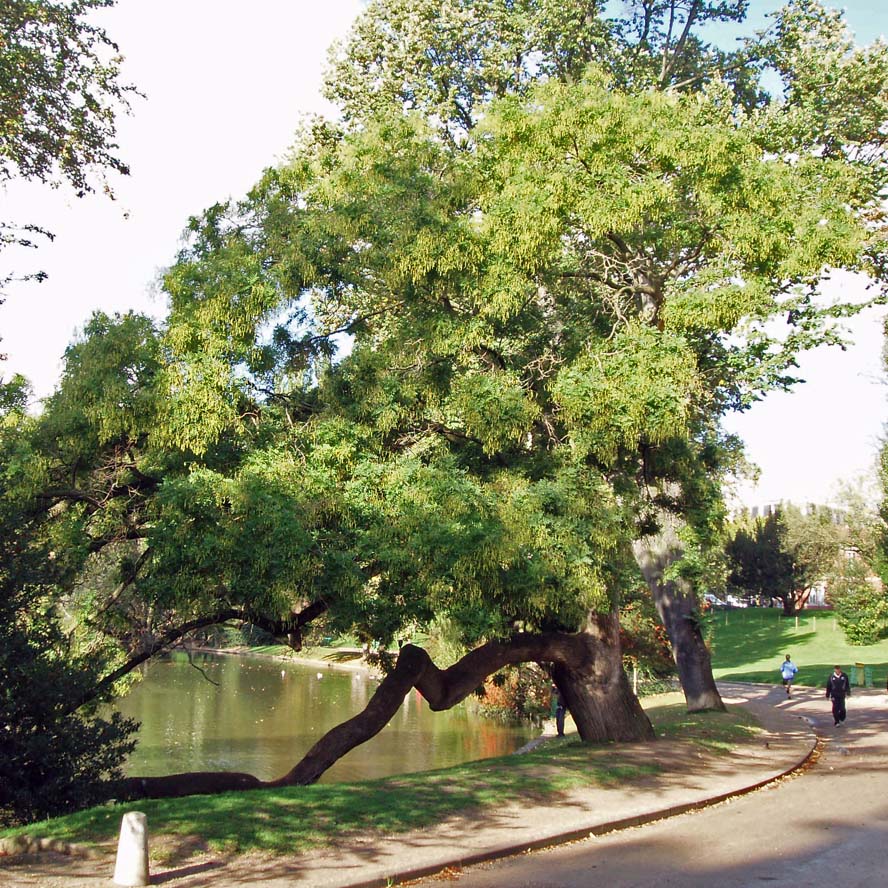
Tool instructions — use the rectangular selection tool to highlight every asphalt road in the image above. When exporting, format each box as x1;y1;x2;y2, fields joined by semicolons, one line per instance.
418;684;888;888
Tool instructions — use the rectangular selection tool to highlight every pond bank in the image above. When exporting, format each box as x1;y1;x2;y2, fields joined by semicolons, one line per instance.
188;644;382;676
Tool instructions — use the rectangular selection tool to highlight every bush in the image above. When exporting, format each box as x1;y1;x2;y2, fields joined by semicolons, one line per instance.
619;599;674;678
478;663;552;723
830;561;888;646
0;594;138;827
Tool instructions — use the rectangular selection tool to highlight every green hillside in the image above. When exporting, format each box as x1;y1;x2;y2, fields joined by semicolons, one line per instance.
709;608;888;689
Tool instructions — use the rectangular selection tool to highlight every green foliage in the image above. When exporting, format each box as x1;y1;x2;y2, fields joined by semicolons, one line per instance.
0;0;138;289
48;312;161;446
0;374;30;414
449;371;540;454
727;505;844;614
620;595;676;679
827;471;888;646
726;511;794;604
324;0;761;141
830;559;888;645
0;407;136;827
0;591;137;827
553;325;699;463
0;0;135;192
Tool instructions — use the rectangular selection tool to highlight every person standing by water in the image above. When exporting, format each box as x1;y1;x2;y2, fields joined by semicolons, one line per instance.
780;654;799;698
550;683;567;736
826;665;851;726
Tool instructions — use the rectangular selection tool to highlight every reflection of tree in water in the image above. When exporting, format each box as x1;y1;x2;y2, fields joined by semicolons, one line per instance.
118;653;533;782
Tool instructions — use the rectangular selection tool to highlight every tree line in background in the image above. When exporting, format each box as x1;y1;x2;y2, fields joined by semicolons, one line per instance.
2;0;888;826
725;473;888;643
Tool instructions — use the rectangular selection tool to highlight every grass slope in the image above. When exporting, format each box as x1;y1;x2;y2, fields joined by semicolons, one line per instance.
0;700;757;859
709;608;888;688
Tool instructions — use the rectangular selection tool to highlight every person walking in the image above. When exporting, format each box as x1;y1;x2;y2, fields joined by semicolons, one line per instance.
826;665;851;726
780;654;798;697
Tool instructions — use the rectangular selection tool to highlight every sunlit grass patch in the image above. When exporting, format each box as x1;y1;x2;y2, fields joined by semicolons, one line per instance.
709;608;888;687
647;702;760;752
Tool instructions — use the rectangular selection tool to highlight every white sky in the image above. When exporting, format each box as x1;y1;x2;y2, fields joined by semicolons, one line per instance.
1;0;887;509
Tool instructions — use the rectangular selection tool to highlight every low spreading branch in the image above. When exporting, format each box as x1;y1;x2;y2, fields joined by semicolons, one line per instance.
69;600;329;714
118;628;652;801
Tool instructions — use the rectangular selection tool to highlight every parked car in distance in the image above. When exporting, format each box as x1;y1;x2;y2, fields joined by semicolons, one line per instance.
703;593;726;607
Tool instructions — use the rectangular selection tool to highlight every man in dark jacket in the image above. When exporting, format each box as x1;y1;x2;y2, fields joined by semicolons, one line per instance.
826;665;851;726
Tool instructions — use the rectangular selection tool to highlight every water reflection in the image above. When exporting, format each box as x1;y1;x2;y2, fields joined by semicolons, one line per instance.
117;652;535;783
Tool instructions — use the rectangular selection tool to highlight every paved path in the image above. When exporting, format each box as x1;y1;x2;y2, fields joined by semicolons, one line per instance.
410;683;888;888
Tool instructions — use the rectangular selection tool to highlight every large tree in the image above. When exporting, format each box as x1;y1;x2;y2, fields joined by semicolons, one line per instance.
0;304;655;814
313;0;888;710
145;0;888;726
7;0;888;812
726;511;793;607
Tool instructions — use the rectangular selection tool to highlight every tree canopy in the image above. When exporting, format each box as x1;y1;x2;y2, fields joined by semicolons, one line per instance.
156;0;888;708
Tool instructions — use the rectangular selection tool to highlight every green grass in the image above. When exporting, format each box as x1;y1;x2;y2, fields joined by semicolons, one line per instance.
709;608;888;687
648;700;760;752
0;700;754;858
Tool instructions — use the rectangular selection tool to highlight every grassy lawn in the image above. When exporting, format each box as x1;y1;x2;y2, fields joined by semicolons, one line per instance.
0;700;757;858
709;607;888;688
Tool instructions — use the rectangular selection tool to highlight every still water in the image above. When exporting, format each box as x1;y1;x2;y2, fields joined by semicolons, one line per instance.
117;652;536;783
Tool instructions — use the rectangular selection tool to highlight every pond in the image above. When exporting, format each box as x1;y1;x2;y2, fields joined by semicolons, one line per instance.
116;652;537;783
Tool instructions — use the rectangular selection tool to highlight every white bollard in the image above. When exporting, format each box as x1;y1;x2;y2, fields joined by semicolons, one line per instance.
113;811;149;887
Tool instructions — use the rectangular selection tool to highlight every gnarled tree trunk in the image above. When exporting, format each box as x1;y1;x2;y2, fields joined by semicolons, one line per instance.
554;609;653;742
633;506;725;713
119;621;653;800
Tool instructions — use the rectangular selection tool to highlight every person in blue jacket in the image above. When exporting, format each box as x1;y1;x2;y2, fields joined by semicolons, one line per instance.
780;654;799;697
826;665;851;726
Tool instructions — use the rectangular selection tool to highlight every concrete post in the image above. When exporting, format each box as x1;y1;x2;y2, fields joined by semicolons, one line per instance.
113;811;149;887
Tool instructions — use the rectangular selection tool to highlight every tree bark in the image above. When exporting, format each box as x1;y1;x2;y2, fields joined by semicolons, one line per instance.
118;624;653;800
555;610;654;742
633;507;725;713
781;588;811;616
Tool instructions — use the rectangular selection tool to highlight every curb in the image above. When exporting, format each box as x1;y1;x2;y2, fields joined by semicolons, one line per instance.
0;835;102;860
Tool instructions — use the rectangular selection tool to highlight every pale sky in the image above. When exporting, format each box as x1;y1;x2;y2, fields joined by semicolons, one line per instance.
1;0;887;509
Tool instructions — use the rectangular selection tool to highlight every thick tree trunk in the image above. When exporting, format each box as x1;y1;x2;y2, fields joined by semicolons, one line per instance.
277;621;653;785
782;589;811;616
119;623;653;800
554;610;654;742
633;507;725;713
